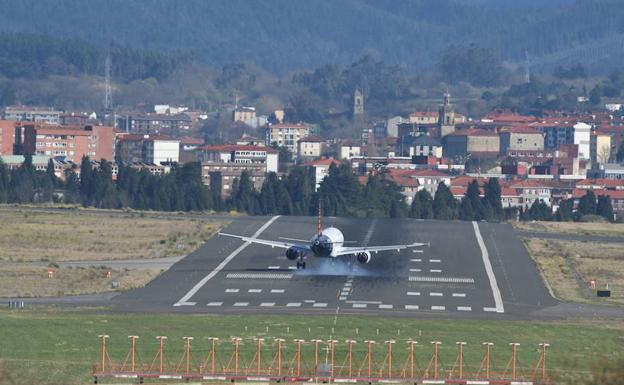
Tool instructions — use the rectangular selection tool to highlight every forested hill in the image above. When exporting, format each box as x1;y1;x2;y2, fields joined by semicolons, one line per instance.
0;0;621;74
0;33;192;81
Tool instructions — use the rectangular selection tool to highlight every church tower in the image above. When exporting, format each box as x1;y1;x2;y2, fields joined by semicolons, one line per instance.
353;88;364;118
438;91;455;137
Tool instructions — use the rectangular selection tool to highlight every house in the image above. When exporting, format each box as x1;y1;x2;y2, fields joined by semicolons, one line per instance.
532;121;591;160
398;135;443;158
265;123;311;156
297;136;325;162
340;141;362;160
409;111;439;125
3;105;62;125
0;120;16;154
572;188;624;219
590;132;612;165
21;124;115;163
443;129;500;159
194;144;278;197
499;126;544;154
383;169;421;204
129;113;192;133
116;134;180;165
306;158;340;191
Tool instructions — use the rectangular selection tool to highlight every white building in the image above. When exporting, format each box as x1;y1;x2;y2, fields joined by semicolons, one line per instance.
195;145;278;173
147;138;180;165
306;158;339;191
340;141;362;160
573;122;591;160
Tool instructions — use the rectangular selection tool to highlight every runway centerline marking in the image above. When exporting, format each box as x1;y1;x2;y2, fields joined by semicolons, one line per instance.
430;259;441;263
406;291;421;296
410;259;422;262
270;289;285;293
173;216;280;307
472;221;505;313
206;302;223;307
452;293;466;297
225;289;239;293
405;305;419;310
431;305;445;311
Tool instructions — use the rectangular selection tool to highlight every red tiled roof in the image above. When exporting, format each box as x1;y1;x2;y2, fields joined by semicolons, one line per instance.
572;189;624;199
179;136;204;145
269;123;311;129
500;125;542;135
576;179;624;189
196;145;277;153
305;158;339;167
450;176;487;187
298;136;324;143
411;169;449;177
448;128;498;137
410;111;438;118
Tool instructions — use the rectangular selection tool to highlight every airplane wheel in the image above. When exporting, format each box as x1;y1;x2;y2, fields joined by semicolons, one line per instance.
296;262;301;269
302;262;307;269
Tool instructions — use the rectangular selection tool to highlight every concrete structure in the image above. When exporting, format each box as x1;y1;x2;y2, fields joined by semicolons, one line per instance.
237;134;265;147
306;158;339;191
535;121;591;159
0;120;16;154
399;135;443;158
3;106;61;124
340;141;362;160
410;111;438;125
443;129;500;159
265;123;311;155
386;116;408;137
353;89;364;118
297;136;325;161
499;126;544;154
573;122;591;160
22;124;115;163
233;107;256;123
590;132;612;165
154;105;187;115
194;145;278;197
116;134;180;165
129;113;192;133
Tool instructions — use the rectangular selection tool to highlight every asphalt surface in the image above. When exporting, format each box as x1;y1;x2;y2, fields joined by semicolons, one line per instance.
112;216;562;319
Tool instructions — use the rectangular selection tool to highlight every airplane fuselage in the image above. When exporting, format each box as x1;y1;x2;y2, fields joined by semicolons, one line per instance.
309;227;344;258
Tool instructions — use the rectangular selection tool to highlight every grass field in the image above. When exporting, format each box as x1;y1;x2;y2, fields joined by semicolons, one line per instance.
0;309;622;384
523;238;624;305
513;221;624;238
0;207;226;297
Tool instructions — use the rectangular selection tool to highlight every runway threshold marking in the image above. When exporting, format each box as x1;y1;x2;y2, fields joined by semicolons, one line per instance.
409;276;474;283
472;221;505;313
173;216;280;307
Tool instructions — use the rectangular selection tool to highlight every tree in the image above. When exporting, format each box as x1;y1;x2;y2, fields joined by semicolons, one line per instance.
555;198;574;221
483;178;503;220
458;196;474;221
589;85;602;105
527;200;552;221
617;140;624;163
596;195;614;222
577;190;597;217
0;159;8;203
433;182;456;220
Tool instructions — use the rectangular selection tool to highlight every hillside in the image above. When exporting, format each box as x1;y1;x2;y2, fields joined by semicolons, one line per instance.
0;0;621;74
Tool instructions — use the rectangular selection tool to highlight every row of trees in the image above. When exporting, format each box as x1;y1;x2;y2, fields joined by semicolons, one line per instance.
0;156;616;223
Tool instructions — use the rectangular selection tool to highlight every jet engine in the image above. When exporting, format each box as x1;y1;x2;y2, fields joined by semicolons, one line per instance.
285;247;300;261
356;251;371;264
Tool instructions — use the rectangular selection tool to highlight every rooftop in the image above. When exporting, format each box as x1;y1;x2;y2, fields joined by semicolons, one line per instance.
196;144;278;153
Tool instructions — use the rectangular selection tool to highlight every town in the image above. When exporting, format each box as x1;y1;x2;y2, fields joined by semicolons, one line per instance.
0;88;622;222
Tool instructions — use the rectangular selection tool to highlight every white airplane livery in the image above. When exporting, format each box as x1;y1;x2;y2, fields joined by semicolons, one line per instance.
219;205;427;269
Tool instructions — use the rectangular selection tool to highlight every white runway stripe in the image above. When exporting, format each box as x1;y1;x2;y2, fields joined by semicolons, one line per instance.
233;302;249;307
429;292;443;297
379;304;393;309
431;305;445;311
412;250;424;253
406;291;421;296
430;259;441;263
225;289;239;293
452;293;466;297
260;302;275;307
248;289;262;293
405;305;419;310
270;289;285;293
409;268;422;272
174;216;280;307
312;302;328;308
206;302;223;306
409;276;474;284
226;273;292;279
457;306;472;311
286;302;301;307
430;269;442;273
352;303;367;308
410;258;422;262
267;266;280;270
473;221;505;313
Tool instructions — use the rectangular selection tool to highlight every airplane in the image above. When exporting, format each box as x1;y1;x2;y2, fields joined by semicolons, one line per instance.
218;204;428;269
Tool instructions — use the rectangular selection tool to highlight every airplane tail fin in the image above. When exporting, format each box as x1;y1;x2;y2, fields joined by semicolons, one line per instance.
317;199;323;236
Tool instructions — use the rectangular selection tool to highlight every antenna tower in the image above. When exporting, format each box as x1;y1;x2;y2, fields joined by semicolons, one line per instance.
524;50;531;84
104;52;113;112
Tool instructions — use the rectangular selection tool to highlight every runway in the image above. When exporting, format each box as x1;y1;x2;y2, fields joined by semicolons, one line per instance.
115;216;558;319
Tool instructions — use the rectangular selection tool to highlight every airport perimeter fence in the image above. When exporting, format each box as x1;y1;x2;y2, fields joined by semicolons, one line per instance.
92;335;551;384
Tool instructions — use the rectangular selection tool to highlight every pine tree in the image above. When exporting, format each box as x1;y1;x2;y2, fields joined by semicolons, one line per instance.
0;159;8;203
577;190;597;216
596;195;614;222
409;194;422;218
433;182;456;220
555;198;574;221
483;178;503;220
417;190;434;219
459;196;474;220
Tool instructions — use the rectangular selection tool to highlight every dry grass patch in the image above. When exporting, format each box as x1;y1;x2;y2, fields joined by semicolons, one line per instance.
514;221;624;237
0;209;223;262
0;207;227;297
524;238;624;305
0;265;160;297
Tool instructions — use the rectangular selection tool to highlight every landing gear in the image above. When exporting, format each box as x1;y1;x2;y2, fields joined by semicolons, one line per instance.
296;259;307;270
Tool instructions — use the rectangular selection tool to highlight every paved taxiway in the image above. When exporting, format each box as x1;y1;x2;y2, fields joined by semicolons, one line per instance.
114;216;558;319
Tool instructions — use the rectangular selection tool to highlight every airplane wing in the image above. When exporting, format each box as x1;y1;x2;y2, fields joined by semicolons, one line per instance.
219;232;311;252
334;242;428;257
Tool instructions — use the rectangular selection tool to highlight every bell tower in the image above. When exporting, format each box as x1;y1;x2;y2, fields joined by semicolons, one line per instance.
353;88;364;118
438;91;455;137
